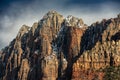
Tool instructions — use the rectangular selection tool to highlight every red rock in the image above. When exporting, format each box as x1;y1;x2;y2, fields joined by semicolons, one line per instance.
0;11;120;80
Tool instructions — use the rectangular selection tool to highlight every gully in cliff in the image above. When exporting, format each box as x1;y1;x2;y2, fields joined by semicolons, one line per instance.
0;11;120;80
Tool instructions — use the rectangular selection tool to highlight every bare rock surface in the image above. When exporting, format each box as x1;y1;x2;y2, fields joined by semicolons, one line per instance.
0;11;120;80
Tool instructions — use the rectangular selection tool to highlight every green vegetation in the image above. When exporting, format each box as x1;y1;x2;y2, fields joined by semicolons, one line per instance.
103;66;120;80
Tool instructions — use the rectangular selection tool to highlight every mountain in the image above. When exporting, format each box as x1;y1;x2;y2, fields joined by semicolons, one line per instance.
0;11;120;80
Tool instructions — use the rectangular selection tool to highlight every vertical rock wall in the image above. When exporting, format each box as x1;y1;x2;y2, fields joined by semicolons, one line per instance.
0;11;120;80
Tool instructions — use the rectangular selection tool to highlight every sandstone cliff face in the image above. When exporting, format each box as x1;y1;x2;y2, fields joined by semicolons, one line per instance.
0;11;120;80
71;18;120;80
18;59;30;80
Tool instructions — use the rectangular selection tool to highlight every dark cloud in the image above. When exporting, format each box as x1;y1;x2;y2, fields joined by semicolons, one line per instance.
67;0;120;4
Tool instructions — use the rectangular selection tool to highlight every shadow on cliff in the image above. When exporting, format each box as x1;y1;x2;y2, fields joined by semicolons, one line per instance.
0;67;19;80
111;31;120;41
63;19;112;80
0;39;16;80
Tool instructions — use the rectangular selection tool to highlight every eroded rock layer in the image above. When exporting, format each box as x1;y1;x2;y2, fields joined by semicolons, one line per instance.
0;11;120;80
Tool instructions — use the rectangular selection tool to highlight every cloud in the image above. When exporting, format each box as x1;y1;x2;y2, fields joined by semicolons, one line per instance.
0;0;120;49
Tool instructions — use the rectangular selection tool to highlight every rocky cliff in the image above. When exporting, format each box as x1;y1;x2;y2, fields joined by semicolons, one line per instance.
0;11;120;80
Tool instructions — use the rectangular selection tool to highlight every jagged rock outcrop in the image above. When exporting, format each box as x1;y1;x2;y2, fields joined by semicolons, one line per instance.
0;11;120;80
64;15;84;27
18;59;30;80
37;10;64;42
71;17;120;80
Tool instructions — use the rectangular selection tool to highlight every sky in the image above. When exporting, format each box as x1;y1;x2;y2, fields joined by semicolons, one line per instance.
0;0;120;49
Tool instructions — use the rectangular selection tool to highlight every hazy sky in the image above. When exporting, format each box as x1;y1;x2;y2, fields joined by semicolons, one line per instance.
0;0;120;49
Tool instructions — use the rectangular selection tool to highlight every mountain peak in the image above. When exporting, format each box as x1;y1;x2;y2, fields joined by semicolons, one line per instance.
0;12;120;80
38;10;63;28
16;25;30;39
64;15;84;28
46;10;58;14
42;10;63;19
